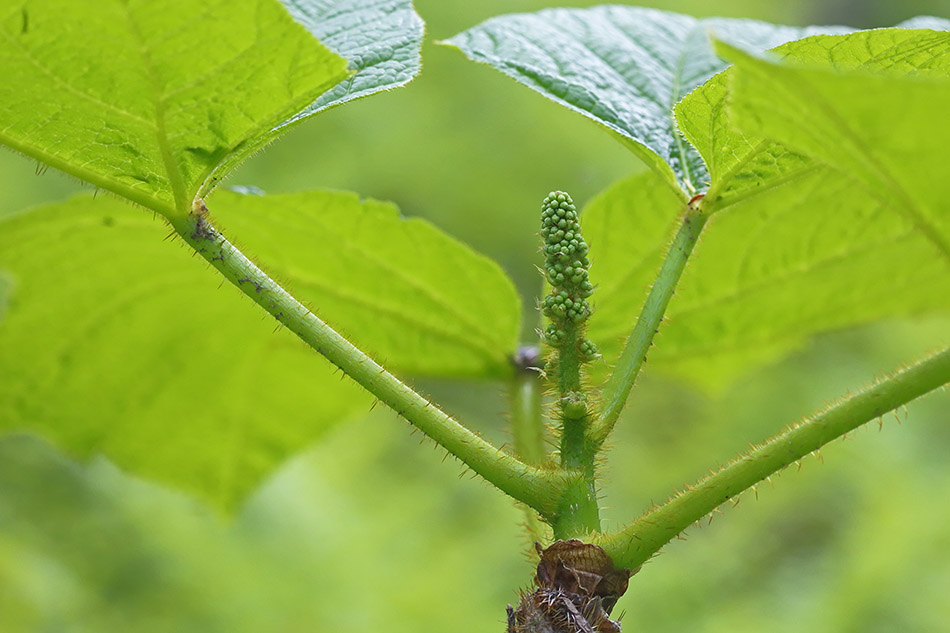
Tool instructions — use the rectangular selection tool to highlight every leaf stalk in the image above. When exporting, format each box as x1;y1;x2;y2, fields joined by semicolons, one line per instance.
591;204;709;445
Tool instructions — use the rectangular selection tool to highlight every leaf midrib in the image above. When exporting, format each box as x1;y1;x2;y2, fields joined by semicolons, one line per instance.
120;3;190;215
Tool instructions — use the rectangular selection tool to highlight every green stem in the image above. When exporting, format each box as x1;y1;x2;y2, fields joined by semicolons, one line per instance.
553;324;601;539
509;347;550;541
557;322;588;469
552;321;600;539
596;346;950;570
590;207;708;446
538;191;601;538
172;204;566;517
509;347;547;466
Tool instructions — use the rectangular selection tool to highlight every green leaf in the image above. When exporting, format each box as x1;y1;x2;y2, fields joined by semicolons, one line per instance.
0;274;10;323
0;188;520;504
674;70;814;210
444;6;847;197
677;23;950;212
279;0;424;118
209;188;521;378
719;29;950;262
584;170;950;390
0;196;370;509
0;0;349;218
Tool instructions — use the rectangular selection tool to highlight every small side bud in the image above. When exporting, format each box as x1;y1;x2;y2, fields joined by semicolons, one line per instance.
561;392;588;419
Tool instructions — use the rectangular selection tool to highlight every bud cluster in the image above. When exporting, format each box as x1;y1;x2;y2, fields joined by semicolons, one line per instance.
540;191;597;359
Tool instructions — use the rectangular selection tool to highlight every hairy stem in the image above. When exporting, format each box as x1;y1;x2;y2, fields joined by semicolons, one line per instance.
172;203;567;517
556;321;590;471
539;191;601;537
591;205;708;446
552;320;600;538
596;346;950;570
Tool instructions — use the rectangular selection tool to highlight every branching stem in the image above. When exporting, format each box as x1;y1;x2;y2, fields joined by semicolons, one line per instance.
172;203;567;517
591;205;708;446
596;346;950;570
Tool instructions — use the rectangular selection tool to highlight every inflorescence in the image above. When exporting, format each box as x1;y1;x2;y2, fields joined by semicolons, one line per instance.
540;191;597;361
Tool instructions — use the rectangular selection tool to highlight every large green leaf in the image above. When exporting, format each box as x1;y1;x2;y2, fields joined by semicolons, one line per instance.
584;170;950;390
0;190;519;506
0;0;348;217
720;29;950;262
676;22;950;212
444;6;847;197
0;196;373;508
279;0;424;119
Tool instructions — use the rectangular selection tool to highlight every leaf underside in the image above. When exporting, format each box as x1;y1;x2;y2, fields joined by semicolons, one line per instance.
580;26;950;389
0;0;457;508
0;196;369;508
279;0;424;119
720;29;950;263
0;0;350;217
445;6;850;197
677;22;950;214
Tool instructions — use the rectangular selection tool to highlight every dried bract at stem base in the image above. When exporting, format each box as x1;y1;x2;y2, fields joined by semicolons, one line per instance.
508;540;637;633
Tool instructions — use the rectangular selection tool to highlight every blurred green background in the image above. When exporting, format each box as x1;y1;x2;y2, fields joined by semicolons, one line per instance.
1;1;949;632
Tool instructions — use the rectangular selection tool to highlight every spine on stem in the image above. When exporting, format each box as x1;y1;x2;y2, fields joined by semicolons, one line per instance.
539;191;600;536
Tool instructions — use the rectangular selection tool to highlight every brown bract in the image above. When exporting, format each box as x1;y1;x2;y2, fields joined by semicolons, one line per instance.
507;540;637;633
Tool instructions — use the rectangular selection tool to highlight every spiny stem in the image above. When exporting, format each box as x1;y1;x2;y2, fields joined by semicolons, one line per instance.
172;202;567;517
596;346;950;570
590;204;708;446
539;191;601;537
